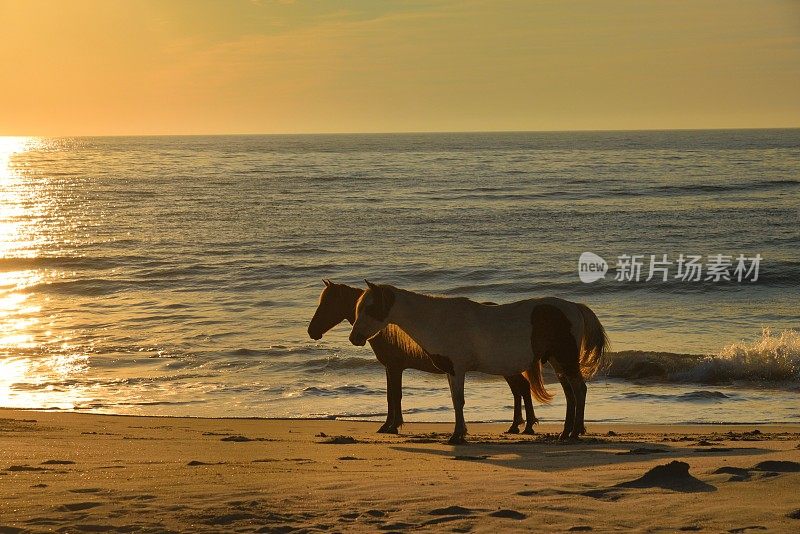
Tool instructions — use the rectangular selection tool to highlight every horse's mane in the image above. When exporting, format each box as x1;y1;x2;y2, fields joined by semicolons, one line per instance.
381;323;430;359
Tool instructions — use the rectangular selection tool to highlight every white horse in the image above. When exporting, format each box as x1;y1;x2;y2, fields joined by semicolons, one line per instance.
348;281;609;444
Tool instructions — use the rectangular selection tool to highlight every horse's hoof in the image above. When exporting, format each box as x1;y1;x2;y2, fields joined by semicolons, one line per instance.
558;432;571;441
505;426;520;434
385;427;399;435
522;427;535;435
448;435;467;445
376;425;391;434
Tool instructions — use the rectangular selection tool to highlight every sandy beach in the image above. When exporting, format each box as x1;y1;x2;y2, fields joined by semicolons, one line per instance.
1;409;799;533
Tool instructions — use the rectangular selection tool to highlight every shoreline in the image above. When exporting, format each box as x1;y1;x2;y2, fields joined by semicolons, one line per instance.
4;407;800;426
4;406;799;427
2;408;799;532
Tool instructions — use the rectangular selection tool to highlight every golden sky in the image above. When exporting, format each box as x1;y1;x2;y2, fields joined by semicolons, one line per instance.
1;0;799;135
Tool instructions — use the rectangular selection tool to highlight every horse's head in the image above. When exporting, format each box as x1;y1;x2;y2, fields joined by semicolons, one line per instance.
349;280;395;346
308;279;356;340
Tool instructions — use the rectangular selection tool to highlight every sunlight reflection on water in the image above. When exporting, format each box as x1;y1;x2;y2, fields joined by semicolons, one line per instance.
0;136;89;408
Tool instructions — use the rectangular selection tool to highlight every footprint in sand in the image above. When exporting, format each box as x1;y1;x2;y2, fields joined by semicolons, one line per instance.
728;526;767;533
583;461;715;501
713;466;751;482
751;460;800;472
615;461;715;492
787;509;800;520
57;502;103;512
378;521;416;531
429;505;474;516
489;509;526;520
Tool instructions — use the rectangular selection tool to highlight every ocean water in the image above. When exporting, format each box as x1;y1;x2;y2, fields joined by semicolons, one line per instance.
0;130;798;424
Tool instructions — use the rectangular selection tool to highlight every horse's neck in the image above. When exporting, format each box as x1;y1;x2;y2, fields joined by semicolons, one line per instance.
339;285;363;324
390;290;450;353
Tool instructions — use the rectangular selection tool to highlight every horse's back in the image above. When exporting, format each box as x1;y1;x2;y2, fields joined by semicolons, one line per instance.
468;297;585;372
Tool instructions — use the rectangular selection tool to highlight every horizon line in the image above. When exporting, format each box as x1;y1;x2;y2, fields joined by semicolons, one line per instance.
2;125;799;138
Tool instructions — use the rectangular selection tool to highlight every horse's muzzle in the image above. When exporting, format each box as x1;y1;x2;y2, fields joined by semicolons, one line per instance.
307;326;322;341
349;332;367;346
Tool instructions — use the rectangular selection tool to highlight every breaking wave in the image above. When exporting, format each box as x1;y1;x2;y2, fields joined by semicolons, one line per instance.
607;328;800;385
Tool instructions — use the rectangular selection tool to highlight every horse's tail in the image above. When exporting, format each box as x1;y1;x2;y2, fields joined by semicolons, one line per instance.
525;359;554;404
576;303;610;380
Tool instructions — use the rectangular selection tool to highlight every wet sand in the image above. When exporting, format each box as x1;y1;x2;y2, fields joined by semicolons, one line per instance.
1;409;799;533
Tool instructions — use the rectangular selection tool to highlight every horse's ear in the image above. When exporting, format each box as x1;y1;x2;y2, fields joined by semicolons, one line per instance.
323;279;331;287
365;279;378;292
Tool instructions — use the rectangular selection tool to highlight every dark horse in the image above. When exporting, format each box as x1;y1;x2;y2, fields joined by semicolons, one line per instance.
308;280;537;434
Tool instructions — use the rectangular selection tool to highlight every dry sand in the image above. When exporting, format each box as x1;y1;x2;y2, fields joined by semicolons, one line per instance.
1;408;799;533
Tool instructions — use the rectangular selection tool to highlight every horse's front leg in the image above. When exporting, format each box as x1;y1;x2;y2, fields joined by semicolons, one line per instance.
566;374;587;439
390;367;404;432
447;371;467;445
377;367;398;434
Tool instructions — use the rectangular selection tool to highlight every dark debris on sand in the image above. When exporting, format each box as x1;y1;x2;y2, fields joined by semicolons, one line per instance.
616;447;668;456
429;505;473;516
220;435;273;442
319;435;359;444
6;465;49;472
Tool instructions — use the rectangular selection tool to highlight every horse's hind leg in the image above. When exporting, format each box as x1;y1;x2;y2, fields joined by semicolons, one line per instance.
521;382;537;435
503;375;524;434
390;367;404;432
566;373;587;438
556;374;576;441
447;372;467;445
